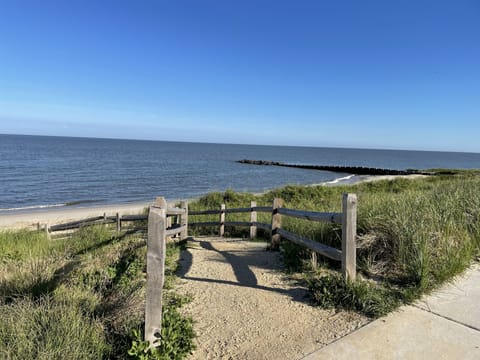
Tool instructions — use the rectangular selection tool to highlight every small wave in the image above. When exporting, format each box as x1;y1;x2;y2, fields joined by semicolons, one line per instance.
0;203;66;212
325;174;356;185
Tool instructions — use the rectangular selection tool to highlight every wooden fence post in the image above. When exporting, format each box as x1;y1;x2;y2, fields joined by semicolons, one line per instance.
145;206;167;349
311;251;318;270
270;198;283;250
180;200;188;240
116;213;121;232
342;193;357;281
220;204;225;237
155;197;167;208
250;201;257;240
44;223;50;240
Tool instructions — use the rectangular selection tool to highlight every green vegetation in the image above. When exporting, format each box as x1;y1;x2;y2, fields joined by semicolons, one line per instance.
2;170;479;358
0;225;195;359
189;172;480;318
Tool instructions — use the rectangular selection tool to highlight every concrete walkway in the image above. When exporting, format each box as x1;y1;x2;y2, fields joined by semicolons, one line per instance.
303;264;480;360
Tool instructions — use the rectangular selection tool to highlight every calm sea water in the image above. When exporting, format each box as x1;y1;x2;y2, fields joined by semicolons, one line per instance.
1;134;480;212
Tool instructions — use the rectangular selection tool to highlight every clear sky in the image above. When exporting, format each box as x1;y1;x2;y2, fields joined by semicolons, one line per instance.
0;1;479;152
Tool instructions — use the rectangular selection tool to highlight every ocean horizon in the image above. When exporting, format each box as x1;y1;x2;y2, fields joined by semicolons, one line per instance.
2;133;480;212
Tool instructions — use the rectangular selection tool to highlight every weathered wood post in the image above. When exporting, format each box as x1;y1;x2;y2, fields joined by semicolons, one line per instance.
180;200;188;240
311;251;318;270
342;193;357;281
116;213;121;232
270;198;283;250
219;204;225;237
145;205;167;349
44;223;50;240
154;197;168;234
103;212;107;226
250;201;257;240
155;197;167;208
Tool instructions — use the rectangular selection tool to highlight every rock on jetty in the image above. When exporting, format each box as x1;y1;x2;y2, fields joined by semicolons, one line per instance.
237;159;433;176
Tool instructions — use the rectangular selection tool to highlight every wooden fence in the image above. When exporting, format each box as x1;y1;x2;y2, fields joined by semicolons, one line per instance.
46;213;147;234
189;193;357;280
46;193;356;349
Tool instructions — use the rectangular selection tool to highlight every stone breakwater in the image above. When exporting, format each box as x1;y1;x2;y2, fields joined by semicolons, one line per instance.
237;159;437;176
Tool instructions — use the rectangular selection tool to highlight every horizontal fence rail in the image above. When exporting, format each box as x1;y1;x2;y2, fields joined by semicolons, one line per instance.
48;207;187;234
121;214;148;222
189;221;219;227
276;228;342;261
277;208;342;224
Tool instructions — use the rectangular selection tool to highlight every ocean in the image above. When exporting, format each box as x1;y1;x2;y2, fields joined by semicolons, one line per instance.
1;134;480;212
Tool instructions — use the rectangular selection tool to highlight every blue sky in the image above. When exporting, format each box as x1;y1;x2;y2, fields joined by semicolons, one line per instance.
0;1;479;152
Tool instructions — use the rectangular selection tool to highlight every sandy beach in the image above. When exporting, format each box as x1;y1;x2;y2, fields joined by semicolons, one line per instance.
0;174;428;230
349;173;428;184
0;202;151;230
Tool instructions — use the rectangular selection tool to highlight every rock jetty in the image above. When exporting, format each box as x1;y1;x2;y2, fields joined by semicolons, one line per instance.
237;159;433;176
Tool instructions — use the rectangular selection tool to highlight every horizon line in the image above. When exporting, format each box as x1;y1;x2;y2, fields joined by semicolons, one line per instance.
1;132;478;155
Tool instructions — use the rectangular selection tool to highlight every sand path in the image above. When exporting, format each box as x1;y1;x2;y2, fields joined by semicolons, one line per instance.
176;237;368;360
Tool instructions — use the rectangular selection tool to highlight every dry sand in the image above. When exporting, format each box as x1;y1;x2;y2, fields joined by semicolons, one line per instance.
352;174;428;183
0;202;151;229
177;238;368;360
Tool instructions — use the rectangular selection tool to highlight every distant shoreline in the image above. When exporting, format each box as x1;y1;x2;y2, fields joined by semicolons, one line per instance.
0;174;426;230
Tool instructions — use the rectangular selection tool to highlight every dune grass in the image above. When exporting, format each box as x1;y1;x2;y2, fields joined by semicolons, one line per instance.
0;225;195;359
188;172;480;317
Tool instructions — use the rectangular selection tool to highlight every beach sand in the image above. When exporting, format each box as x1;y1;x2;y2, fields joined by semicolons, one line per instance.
0;174;428;230
349;173;428;184
0;202;151;230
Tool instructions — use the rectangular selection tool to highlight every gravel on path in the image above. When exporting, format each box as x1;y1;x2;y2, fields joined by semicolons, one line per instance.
176;237;368;360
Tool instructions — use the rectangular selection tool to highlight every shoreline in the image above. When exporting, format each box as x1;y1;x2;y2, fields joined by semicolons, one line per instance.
0;174;428;230
0;201;152;230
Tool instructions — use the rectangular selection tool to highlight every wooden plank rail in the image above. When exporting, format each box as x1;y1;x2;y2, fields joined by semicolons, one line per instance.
189;221;219;227
121;214;148;222
252;222;272;231
49;216;104;231
166;208;187;216
253;206;272;213
165;225;187;237
277;208;342;224
224;207;251;214
189;209;222;215
224;221;252;228
276;228;342;261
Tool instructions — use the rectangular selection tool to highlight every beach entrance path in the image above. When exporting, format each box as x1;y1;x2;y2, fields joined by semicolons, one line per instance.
176;237;368;360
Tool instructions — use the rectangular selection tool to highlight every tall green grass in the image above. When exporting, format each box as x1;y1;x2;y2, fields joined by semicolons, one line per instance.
0;225;195;359
189;173;480;317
